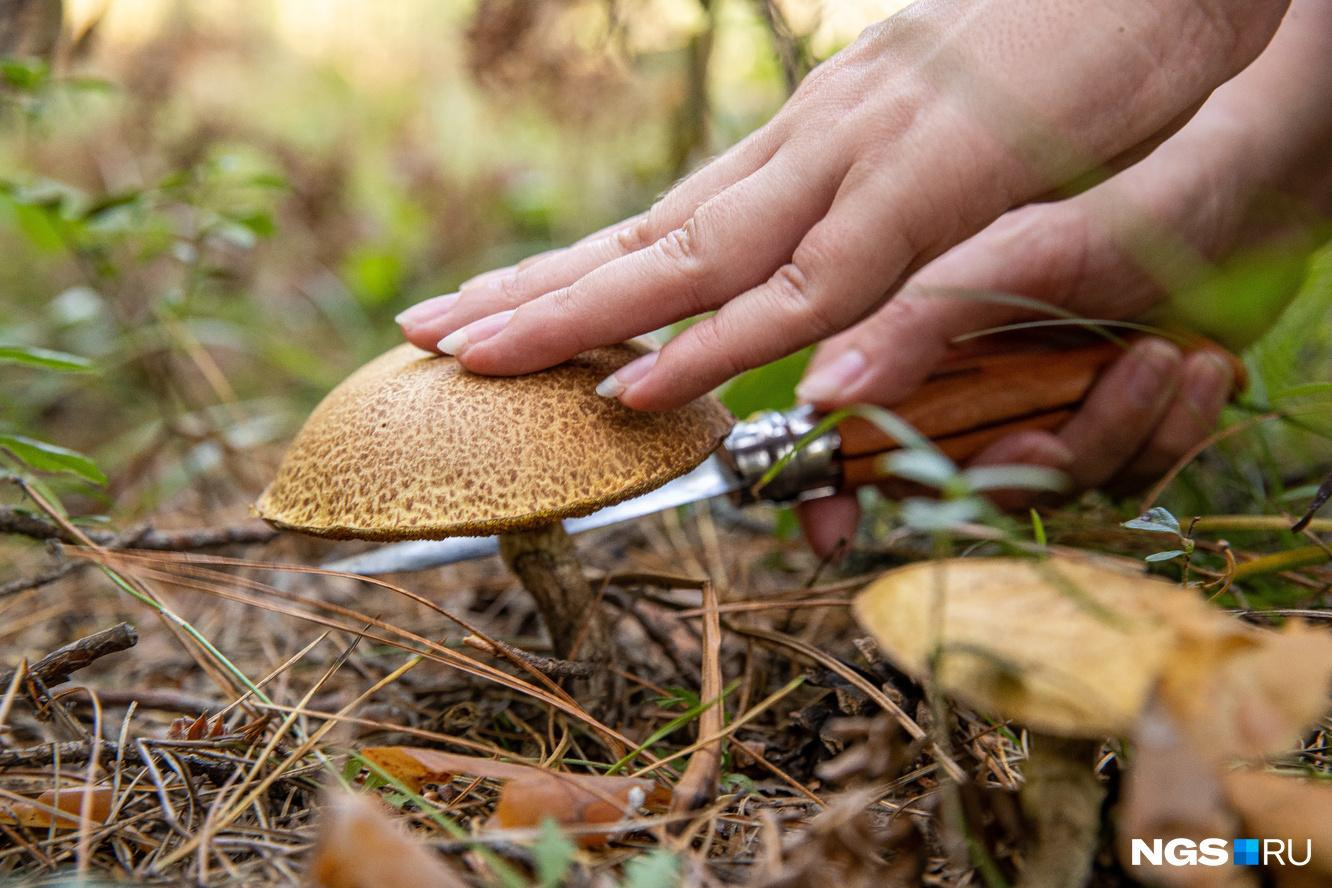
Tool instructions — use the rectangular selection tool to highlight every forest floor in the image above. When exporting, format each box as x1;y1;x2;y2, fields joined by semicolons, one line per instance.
2;464;1330;886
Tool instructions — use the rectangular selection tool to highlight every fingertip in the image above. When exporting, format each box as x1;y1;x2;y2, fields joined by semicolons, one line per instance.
1122;337;1184;409
1183;350;1234;413
794;348;869;406
971;429;1075;470
796;494;860;559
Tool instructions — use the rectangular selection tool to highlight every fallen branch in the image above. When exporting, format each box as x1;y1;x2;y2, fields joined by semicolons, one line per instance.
0;622;138;690
0;561;78;599
0;739;118;769
460;634;596;679
0;507;277;550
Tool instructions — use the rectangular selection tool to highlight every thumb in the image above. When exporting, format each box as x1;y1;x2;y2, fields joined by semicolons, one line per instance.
795;492;861;560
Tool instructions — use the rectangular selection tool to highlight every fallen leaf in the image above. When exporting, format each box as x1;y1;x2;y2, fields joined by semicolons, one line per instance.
1223;770;1332;887
307;791;467;888
490;771;671;845
0;786;114;830
1118;699;1249;888
362;746;671;846
362;746;535;792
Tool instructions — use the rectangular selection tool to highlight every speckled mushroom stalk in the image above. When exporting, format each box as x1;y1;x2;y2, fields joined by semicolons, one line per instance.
256;342;731;669
498;522;609;661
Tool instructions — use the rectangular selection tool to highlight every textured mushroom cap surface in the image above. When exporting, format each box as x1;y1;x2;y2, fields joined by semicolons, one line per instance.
256;343;733;540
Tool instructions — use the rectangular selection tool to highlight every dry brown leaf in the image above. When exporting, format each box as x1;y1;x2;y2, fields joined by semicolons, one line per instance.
0;786;114;830
1118;699;1251;888
853;556;1230;736
491;771;672;845
307;791;467;888
362;746;671;846
362;746;535;792
1223;770;1332;887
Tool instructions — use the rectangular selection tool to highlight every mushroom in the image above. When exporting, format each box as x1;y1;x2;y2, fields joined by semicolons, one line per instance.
256;342;732;665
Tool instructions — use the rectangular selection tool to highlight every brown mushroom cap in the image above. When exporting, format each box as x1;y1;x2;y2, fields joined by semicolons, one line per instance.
256;343;734;540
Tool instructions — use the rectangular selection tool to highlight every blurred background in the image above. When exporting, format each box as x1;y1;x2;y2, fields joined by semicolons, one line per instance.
1;0;1329;535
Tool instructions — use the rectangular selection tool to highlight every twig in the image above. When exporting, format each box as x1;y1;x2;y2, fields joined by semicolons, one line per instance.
0;739;115;770
1292;469;1332;533
1192;514;1332;536
0;561;79;599
0;507;277;549
1231;545;1332;580
0;622;138;691
670;581;723;821
460;634;595;678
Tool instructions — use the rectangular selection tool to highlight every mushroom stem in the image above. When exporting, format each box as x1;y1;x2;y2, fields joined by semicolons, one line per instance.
1018;734;1104;888
499;522;611;661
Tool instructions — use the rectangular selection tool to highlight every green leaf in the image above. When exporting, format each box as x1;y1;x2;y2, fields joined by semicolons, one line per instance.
899;496;984;531
1145;549;1187;563
532;818;576;888
881;449;958;488
0;344;94;373
620;849;681;888
1030;508;1047;547
720;348;811;418
962;464;1069;494
0;434;107;485
1123;507;1181;535
0;56;50;91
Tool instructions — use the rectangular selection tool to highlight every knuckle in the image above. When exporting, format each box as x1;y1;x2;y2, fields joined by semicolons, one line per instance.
653;216;714;312
686;318;747;379
769;260;841;340
615;215;655;254
496;269;529;305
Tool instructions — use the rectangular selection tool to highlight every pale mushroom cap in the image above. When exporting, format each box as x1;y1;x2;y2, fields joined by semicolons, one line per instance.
256;343;734;540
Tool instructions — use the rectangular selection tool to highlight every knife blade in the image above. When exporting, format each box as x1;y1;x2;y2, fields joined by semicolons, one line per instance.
322;454;746;575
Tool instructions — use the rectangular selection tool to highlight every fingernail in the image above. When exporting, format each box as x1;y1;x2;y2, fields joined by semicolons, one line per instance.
1187;352;1233;406
595;351;659;399
794;349;868;404
437;309;514;355
395;293;459;328
1125;340;1182;408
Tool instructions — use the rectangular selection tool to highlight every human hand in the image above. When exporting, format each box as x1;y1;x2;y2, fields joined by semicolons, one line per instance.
793;0;1332;555
396;0;1286;410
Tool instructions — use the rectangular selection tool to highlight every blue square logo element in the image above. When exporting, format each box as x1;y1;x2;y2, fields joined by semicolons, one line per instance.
1233;838;1260;866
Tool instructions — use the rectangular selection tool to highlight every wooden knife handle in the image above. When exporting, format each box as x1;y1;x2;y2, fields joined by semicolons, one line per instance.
837;335;1245;490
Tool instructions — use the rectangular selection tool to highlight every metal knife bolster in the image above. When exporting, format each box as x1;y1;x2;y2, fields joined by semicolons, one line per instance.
720;405;841;504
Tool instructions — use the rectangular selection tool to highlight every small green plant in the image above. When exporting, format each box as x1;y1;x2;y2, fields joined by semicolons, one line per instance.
1122;506;1196;563
0;342;104;516
532;818;578;888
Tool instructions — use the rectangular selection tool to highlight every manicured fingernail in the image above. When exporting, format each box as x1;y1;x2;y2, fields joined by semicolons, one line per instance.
794;349;868;404
395;293;459;328
595;351;659;399
437;309;514;355
1187;352;1233;406
1125;340;1181;408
